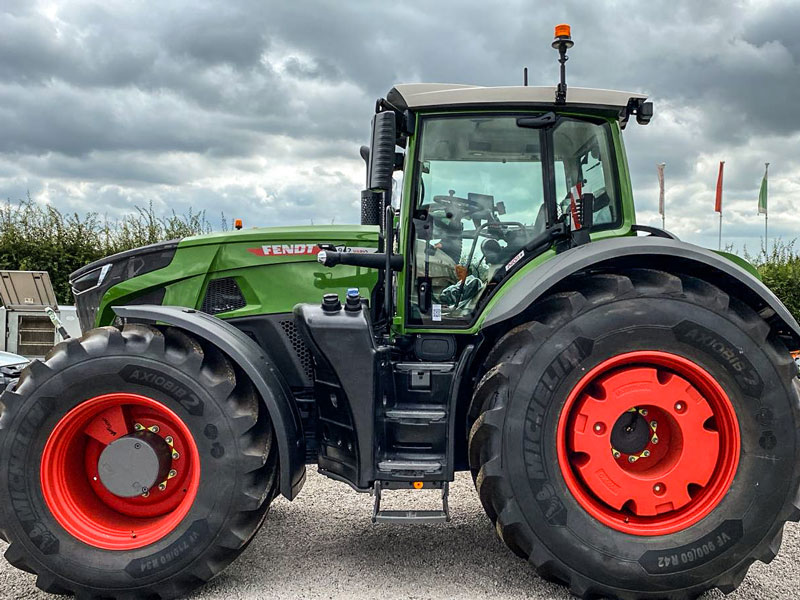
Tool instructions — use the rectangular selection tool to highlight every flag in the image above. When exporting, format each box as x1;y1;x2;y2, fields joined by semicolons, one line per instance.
656;163;665;217
714;161;725;213
758;163;769;215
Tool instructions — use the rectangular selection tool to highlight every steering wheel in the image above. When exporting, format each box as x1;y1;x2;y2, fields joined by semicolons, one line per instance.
432;190;484;216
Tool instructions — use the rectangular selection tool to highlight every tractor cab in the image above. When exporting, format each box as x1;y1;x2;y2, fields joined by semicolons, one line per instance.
319;26;653;334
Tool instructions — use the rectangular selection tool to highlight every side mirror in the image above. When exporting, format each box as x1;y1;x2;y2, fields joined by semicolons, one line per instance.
367;111;397;200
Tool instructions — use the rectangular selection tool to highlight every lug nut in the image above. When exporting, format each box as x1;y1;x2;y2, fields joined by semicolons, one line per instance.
612;449;621;459
650;420;658;428
639;408;648;416
148;425;160;433
593;422;606;434
134;423;144;431
653;483;664;494
168;469;177;479
628;455;637;463
158;482;167;491
652;435;659;444
172;451;180;460
642;450;651;457
165;436;173;445
675;402;685;413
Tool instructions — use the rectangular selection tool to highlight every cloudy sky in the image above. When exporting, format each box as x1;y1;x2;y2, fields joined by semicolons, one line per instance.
1;0;798;251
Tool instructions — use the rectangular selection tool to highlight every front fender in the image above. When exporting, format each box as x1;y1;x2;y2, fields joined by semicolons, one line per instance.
482;237;800;346
113;305;306;500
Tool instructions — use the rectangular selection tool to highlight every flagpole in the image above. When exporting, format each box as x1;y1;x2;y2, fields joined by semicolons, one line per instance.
764;162;769;254
715;161;725;250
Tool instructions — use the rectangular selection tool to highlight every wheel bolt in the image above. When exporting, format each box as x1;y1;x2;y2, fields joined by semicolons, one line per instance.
148;425;160;433
652;435;659;444
134;423;144;431
165;436;174;445
650;420;658;428
639;408;648;416
168;469;177;479
612;449;621;459
653;483;665;495
642;450;651;458
158;482;167;491
593;422;606;434
172;451;180;460
628;455;637;463
675;402;685;413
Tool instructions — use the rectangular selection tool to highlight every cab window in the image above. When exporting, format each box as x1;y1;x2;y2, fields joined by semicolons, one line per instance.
407;114;619;326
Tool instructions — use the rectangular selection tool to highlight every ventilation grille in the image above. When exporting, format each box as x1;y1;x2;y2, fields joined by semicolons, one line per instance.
279;319;314;380
18;315;55;357
201;278;246;315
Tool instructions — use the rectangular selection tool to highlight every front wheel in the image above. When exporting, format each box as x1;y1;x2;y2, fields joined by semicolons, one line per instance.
0;324;278;599
468;269;800;599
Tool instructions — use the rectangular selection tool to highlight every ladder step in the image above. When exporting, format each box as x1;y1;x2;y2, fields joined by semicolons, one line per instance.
373;510;449;524
371;481;451;524
377;460;442;474
384;408;446;422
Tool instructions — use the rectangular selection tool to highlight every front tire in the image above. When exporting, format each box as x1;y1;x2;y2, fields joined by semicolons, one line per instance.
468;269;800;599
0;324;278;599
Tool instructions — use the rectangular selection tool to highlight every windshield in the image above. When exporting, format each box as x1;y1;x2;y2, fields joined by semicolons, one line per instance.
408;113;620;326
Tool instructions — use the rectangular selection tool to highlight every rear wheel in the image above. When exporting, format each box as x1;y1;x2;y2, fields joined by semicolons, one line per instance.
0;324;278;599
468;269;800;599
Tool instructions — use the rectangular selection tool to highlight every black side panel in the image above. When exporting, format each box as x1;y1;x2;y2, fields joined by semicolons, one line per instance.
227;314;313;389
112;305;306;500
294;303;378;490
483;236;800;346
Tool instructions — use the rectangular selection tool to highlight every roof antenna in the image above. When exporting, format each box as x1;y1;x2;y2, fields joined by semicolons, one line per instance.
523;67;528;86
551;24;573;104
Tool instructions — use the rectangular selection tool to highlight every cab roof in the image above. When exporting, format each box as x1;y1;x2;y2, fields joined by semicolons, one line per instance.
387;84;647;112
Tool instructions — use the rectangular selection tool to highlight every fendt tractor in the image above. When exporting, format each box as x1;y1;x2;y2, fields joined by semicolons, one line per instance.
1;26;799;600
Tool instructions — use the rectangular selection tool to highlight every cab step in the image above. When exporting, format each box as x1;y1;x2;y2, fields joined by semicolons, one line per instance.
371;481;451;524
376;459;442;475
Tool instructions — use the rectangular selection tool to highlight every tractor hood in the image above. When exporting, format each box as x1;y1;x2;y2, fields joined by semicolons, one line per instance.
72;224;380;330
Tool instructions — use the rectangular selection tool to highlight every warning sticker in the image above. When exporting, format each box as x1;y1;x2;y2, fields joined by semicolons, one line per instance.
432;304;442;322
506;250;525;270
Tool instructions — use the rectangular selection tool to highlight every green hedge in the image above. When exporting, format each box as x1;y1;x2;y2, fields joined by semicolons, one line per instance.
0;198;220;304
748;241;800;324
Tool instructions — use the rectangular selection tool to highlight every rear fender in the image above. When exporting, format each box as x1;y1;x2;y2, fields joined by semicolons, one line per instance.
482;237;800;347
113;305;306;500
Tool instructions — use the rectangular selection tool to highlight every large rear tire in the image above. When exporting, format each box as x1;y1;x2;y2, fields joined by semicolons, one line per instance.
468;269;800;599
0;324;278;599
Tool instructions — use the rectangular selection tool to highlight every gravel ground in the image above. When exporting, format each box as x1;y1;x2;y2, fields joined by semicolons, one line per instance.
2;467;799;599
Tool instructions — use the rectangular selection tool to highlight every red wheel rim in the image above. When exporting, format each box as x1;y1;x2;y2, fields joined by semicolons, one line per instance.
41;393;201;550
556;351;740;536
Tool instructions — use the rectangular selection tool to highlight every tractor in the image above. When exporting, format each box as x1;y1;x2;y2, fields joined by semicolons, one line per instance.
1;25;799;600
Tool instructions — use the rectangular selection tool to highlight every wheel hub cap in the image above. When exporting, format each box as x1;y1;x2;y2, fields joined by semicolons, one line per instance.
98;431;172;498
557;351;740;536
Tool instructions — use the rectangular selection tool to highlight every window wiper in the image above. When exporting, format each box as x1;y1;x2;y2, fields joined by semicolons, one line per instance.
516;112;558;128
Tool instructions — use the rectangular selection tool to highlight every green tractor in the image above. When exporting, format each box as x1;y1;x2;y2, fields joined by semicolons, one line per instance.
2;26;799;600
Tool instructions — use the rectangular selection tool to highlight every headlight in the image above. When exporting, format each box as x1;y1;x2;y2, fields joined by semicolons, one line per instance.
69;239;180;330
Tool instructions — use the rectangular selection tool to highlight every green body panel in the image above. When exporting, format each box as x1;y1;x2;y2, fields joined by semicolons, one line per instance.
95;225;380;326
715;250;761;280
